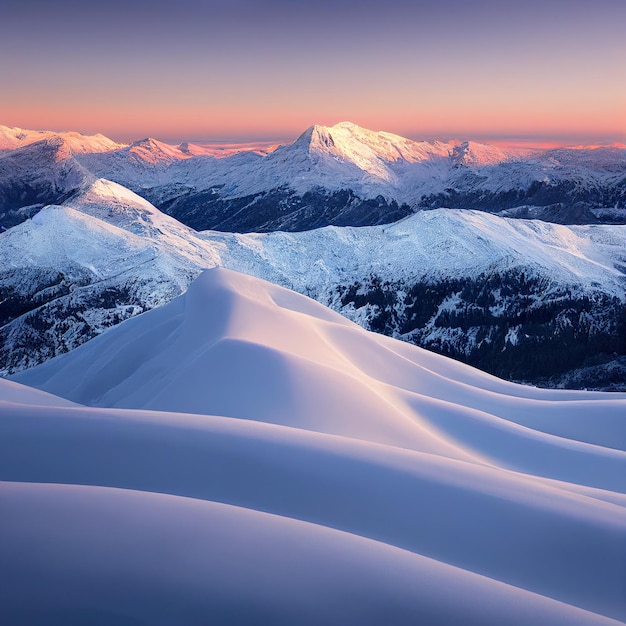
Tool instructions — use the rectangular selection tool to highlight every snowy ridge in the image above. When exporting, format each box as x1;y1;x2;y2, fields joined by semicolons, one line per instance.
4;267;625;624
205;209;626;298
124;137;219;164
1;184;625;382
0;124;123;153
301;122;517;168
72;119;621;199
169;121;522;199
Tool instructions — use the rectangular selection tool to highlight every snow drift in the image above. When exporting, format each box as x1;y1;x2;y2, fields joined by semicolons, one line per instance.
4;267;625;624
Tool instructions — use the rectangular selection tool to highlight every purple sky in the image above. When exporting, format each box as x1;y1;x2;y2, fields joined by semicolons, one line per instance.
1;0;624;144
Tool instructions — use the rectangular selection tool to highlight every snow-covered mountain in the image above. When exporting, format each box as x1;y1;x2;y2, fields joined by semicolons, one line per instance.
1;182;624;388
0;180;220;372
0;138;92;229
0;124;123;153
4;267;625;624
80;122;626;230
2;122;625;233
226;211;625;388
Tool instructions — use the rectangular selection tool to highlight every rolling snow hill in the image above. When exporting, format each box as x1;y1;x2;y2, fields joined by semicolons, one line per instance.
4;267;625;624
1;182;624;388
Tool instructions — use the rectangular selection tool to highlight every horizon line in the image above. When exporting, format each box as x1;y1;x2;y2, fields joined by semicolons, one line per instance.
2;121;625;151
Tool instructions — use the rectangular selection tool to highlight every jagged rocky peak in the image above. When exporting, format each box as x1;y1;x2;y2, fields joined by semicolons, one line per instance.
125;136;206;164
449;140;471;166
128;137;162;151
448;140;515;167
292;124;337;154
310;124;337;151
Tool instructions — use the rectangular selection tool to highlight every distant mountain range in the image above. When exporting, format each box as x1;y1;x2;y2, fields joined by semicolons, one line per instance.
1;122;625;233
2;178;624;389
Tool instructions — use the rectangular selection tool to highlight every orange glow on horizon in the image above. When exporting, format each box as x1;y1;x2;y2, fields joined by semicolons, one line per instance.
2;78;624;146
1;0;623;147
2;102;623;148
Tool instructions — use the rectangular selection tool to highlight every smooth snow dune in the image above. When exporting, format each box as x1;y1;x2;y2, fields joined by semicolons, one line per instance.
1;482;622;626
0;378;76;408
321;323;626;450
14;268;626;468
0;400;624;621
5;268;626;622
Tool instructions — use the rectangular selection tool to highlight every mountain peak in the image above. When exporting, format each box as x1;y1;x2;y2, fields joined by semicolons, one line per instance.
129;137;160;149
448;140;515;167
0;126;122;154
125;137;211;164
283;122;454;187
294;124;334;148
295;122;376;148
331;120;363;131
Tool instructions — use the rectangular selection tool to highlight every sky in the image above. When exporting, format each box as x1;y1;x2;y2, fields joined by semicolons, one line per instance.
1;0;624;145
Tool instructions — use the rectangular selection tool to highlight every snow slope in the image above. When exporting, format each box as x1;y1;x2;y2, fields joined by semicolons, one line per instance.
2;480;621;626
4;267;625;624
1;201;209;305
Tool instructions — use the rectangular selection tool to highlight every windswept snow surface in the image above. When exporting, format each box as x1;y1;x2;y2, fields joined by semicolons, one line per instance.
6;268;626;624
